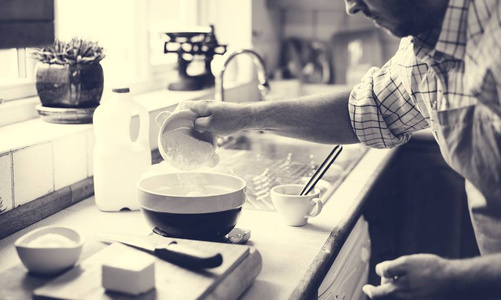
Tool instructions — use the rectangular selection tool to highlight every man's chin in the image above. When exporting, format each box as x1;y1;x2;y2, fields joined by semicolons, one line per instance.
373;21;409;38
385;28;409;38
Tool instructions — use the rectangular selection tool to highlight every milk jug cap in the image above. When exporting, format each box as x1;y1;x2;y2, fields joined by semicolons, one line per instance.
112;87;130;93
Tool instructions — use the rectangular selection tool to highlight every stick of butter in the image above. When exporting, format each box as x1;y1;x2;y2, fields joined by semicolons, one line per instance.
102;251;156;296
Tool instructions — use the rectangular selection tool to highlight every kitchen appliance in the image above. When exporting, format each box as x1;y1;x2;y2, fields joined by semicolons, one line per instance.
137;172;246;241
163;25;227;91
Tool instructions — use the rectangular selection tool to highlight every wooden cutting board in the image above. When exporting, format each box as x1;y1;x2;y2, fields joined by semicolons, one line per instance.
33;238;262;300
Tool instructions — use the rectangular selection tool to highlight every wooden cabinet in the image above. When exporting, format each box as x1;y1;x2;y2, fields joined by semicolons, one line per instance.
318;217;371;300
363;132;479;285
0;0;55;49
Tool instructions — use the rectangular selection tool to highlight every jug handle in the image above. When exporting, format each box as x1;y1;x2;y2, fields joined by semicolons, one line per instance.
134;104;150;147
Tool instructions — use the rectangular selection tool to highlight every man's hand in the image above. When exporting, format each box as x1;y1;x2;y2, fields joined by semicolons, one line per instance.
363;254;453;300
177;100;252;136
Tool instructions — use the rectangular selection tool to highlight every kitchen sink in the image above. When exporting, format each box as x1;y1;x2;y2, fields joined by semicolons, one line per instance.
212;81;365;210
215;132;368;211
222;132;365;169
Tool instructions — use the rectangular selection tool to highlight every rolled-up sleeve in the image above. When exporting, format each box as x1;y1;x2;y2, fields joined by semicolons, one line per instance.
348;44;429;149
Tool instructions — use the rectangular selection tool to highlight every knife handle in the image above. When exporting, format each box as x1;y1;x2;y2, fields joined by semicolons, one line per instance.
154;242;223;269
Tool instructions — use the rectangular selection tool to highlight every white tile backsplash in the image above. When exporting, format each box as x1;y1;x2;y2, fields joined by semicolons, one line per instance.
13;143;54;206
0;119;91;154
54;133;88;190
0;152;13;213
0;87;211;210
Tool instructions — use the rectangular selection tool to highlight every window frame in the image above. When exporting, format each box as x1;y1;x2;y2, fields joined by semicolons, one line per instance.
0;48;37;102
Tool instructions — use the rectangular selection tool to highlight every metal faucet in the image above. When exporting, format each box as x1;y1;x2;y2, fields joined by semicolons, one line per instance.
214;49;270;102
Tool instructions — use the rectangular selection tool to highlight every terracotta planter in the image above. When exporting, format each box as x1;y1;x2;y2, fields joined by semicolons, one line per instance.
35;63;104;108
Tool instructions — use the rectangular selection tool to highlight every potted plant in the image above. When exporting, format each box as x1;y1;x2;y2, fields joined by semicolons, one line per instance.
32;38;105;123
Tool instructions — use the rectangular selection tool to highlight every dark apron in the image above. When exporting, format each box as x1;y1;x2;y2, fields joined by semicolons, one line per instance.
430;103;501;255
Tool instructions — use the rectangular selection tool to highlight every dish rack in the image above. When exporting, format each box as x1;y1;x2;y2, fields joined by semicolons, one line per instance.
215;148;366;211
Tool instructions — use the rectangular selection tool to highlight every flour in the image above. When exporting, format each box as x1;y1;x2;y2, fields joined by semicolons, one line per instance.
28;233;77;248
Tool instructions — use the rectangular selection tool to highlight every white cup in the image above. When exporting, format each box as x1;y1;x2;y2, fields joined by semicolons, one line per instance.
271;184;323;227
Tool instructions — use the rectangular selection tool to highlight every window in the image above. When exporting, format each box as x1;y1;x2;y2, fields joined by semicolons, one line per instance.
0;48;39;127
0;0;199;127
0;48;37;101
0;49;22;79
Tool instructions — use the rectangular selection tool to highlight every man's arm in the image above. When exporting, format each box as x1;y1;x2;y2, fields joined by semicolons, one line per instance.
448;253;501;298
248;87;359;144
179;86;360;145
363;253;501;299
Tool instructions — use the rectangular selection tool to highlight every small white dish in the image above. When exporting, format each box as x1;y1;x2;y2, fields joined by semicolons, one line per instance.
15;226;84;275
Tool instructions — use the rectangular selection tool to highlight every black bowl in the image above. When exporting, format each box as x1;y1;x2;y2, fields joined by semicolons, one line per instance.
142;207;242;241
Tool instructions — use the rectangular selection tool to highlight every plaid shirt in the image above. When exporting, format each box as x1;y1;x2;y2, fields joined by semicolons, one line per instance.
348;0;501;149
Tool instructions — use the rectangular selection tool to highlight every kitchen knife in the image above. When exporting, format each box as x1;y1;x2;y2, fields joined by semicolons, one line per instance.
98;233;223;269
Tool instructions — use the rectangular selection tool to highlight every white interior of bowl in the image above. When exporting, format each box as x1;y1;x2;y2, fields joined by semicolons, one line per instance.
137;172;246;214
15;226;83;249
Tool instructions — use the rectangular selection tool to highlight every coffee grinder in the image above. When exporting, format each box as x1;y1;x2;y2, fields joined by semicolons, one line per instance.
163;25;227;91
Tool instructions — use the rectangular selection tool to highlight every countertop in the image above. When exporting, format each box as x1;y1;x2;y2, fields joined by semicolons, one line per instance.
0;146;396;300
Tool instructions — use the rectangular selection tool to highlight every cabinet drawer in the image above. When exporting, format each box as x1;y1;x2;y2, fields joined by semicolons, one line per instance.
318;217;371;300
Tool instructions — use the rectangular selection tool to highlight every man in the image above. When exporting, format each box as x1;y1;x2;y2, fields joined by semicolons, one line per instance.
179;0;501;298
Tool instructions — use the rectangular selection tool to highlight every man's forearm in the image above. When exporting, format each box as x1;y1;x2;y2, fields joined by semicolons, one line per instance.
246;87;360;144
448;254;501;298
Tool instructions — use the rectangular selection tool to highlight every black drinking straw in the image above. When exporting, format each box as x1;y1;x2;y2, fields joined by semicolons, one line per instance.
300;145;343;196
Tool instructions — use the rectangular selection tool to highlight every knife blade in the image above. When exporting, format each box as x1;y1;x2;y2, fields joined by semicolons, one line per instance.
98;233;223;269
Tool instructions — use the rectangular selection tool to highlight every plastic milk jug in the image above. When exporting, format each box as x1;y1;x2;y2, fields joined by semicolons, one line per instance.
93;87;151;211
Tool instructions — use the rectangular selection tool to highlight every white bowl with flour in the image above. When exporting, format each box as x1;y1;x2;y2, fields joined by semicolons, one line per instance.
156;110;219;170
